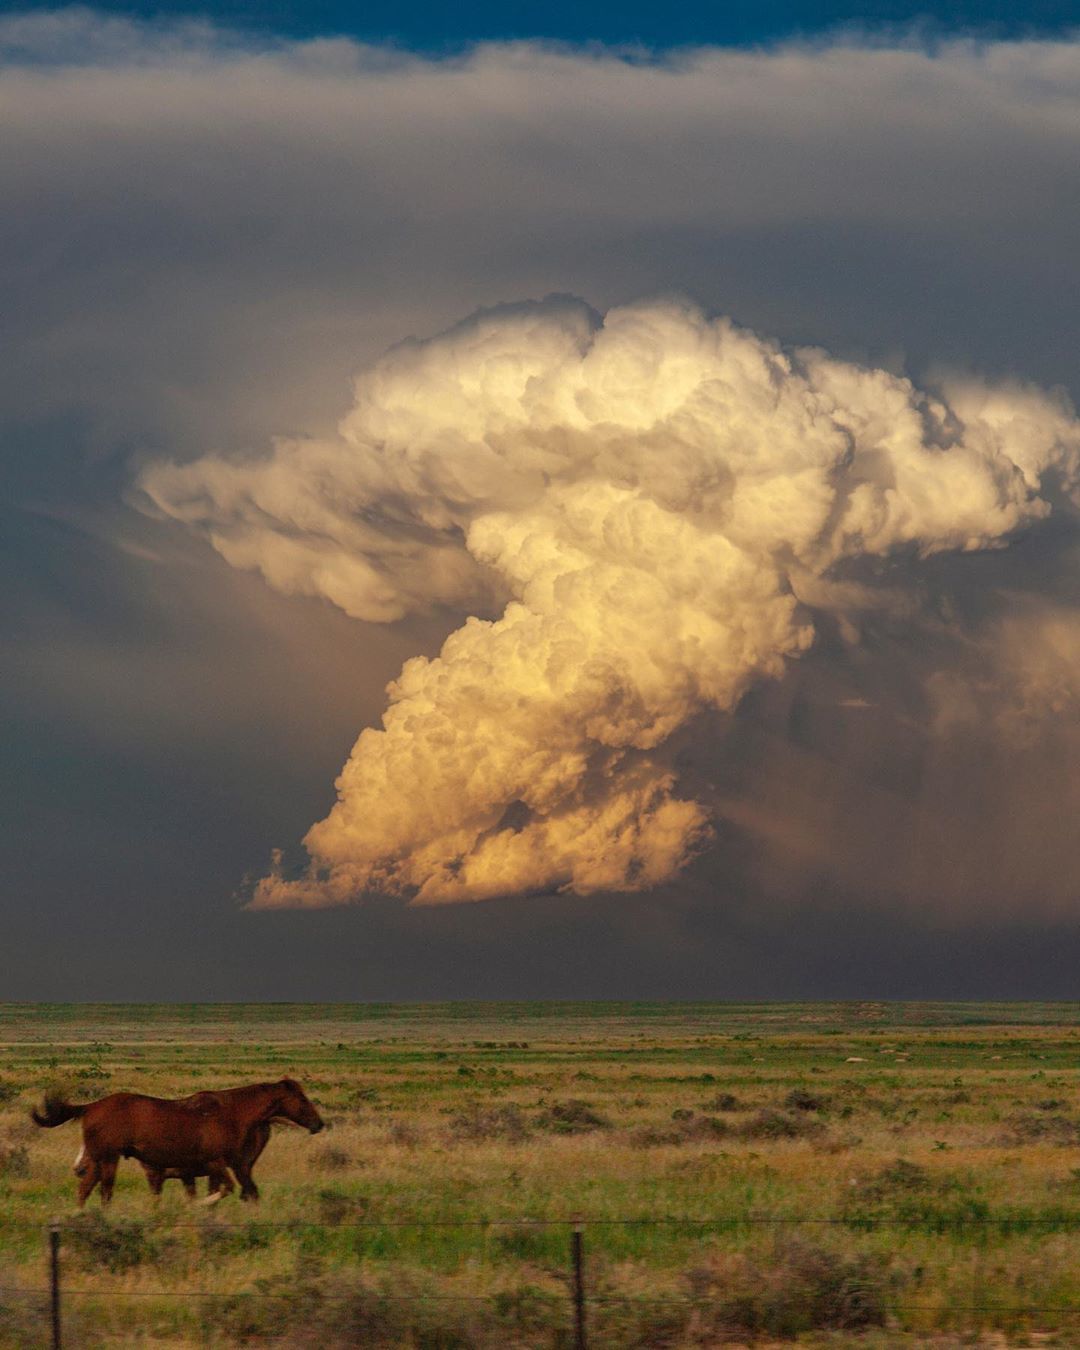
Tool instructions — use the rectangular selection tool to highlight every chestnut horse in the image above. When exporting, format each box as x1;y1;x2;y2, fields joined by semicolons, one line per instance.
33;1078;323;1206
140;1120;272;1202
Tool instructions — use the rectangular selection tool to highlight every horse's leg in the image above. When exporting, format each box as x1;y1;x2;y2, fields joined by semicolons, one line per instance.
232;1158;259;1202
212;1164;235;1197
200;1162;235;1205
97;1156;119;1206
182;1174;197;1200
76;1158;100;1208
143;1165;166;1199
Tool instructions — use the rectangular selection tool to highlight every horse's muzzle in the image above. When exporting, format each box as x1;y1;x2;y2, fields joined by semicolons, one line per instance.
309;1119;325;1134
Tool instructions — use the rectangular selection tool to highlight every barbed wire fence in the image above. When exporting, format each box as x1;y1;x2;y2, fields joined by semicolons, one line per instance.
8;1213;1080;1348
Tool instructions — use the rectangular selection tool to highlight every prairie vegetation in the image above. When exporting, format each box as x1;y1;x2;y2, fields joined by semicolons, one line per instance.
3;1001;1080;1346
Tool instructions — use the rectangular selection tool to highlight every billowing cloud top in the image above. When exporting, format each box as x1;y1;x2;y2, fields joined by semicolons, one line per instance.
140;298;1080;906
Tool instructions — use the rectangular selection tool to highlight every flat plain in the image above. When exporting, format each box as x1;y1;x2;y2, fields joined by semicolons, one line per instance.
4;1002;1080;1347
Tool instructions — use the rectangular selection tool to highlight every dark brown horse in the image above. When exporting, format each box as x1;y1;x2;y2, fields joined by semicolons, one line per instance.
33;1078;323;1206
139;1121;272;1202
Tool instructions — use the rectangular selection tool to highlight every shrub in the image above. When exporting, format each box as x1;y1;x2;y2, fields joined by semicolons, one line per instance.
212;1261;567;1349
703;1092;744;1111
316;1188;358;1226
693;1238;889;1336
387;1119;421;1148
784;1088;829;1112
855;1158;933;1202
0;1283;46;1349
200;1221;273;1257
73;1063;109;1081
737;1109;824;1141
589;1292;688;1347
492;1224;560;1261
534;1100;610;1134
64;1213;163;1273
448;1103;531;1142
631;1115;729;1147
1004;1114;1080;1145
0;1145;30;1179
310;1144;351;1172
0;1081;18;1105
490;1282;566;1337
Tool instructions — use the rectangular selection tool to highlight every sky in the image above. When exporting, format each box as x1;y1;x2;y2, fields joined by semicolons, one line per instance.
3;3;1080;1000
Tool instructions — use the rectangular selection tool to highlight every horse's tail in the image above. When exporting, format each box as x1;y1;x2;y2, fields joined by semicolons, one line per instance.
31;1094;87;1128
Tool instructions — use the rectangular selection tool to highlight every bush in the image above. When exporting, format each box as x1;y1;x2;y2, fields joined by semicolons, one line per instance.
316;1188;370;1226
534;1100;610;1134
310;1144;351;1172
1004;1113;1080;1145
589;1292;689;1347
0;1283;46;1349
854;1157;933;1202
212;1261;568;1349
693;1239;889;1336
448;1103;531;1142
200;1221;273;1257
703;1092;743;1111
64;1213;164;1273
784;1088;829;1112
0;1145;30;1179
737;1109;825;1141
0;1081;18;1105
387;1119;421;1148
631;1115;729;1147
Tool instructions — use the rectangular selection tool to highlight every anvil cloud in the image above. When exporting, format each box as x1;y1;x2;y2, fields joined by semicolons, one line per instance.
142;298;1080;906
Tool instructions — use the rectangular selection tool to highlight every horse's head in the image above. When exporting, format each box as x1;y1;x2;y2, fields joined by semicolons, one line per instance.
272;1078;324;1133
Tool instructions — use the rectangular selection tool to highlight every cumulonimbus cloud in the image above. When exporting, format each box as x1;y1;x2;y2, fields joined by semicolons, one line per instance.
140;297;1080;906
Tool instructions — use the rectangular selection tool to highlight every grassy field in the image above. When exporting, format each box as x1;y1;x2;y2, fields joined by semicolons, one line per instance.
4;1002;1080;1346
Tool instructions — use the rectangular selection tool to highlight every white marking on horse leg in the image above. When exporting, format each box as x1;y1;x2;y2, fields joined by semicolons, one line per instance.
200;1190;223;1206
73;1144;87;1175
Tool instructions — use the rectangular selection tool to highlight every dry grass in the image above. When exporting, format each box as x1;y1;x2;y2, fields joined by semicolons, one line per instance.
3;1001;1080;1345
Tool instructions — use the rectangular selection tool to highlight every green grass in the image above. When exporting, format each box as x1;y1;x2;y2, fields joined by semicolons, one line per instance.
4;1002;1080;1345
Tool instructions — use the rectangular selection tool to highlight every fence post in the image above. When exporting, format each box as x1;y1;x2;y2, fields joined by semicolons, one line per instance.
48;1221;62;1350
571;1223;587;1350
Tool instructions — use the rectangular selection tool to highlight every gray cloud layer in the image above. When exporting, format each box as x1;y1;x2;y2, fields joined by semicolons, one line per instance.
4;12;1080;993
5;15;1080;468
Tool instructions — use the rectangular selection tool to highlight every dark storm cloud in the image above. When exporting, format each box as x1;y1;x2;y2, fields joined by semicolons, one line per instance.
4;15;1080;471
3;11;1080;995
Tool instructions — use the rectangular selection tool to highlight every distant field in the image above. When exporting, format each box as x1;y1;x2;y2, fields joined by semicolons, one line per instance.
4;1002;1080;1347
